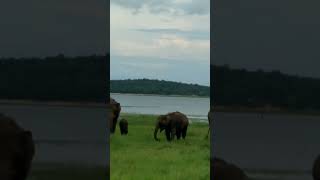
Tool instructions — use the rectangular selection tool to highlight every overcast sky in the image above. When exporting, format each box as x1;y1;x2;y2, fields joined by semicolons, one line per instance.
110;0;210;86
213;0;320;79
0;0;106;57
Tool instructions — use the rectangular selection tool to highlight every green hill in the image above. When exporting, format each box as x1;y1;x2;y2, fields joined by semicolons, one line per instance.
110;79;210;97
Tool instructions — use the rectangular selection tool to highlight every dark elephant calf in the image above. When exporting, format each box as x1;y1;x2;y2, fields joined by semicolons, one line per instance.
0;113;35;180
119;118;128;135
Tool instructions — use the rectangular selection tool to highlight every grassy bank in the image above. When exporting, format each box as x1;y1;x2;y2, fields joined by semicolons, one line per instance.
111;113;210;180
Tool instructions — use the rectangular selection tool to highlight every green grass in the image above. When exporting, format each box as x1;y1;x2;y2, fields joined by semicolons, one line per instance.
111;113;210;180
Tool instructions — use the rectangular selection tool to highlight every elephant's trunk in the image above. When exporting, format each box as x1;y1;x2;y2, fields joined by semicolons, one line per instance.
154;123;160;141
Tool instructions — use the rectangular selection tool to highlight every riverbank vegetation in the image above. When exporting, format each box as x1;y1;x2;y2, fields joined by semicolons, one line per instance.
111;79;210;97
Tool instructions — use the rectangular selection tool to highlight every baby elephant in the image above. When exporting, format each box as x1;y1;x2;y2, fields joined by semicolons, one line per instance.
119;118;128;135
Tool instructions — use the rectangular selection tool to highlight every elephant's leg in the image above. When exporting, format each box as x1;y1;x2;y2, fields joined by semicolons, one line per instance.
182;126;188;139
176;129;181;140
170;127;176;141
165;129;171;141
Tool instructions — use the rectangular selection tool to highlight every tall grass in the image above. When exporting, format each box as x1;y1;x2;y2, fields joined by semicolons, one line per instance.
111;113;210;180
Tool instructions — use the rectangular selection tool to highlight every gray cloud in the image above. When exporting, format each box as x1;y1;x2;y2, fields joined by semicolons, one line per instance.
111;0;210;15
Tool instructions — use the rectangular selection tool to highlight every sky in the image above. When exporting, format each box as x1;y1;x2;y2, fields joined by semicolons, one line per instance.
213;0;320;79
110;0;210;86
0;0;107;57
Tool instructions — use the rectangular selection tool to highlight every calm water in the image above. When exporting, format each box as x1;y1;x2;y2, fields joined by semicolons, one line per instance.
111;93;210;121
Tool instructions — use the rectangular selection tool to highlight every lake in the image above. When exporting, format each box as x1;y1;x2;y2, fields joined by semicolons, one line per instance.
110;93;210;122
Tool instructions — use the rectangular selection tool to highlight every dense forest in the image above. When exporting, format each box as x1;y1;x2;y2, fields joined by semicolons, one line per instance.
110;79;210;97
212;65;320;110
0;54;108;102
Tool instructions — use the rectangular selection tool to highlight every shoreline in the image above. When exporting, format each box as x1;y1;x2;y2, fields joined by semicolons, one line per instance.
120;113;209;122
110;92;209;98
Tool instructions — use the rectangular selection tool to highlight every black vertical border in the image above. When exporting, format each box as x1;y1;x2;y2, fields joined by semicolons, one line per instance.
106;0;110;179
210;0;215;179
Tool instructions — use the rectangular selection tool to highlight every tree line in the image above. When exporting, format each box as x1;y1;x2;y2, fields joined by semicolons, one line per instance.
0;54;108;102
110;79;210;97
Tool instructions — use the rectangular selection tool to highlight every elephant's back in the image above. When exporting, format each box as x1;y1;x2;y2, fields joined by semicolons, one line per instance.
169;112;189;125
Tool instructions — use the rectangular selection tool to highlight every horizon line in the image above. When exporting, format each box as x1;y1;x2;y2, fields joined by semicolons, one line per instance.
110;78;210;87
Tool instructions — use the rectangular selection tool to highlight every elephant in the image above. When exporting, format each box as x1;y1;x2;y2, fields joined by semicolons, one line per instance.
211;157;248;180
119;118;128;135
154;111;189;141
313;154;320;180
109;97;121;134
0;113;35;180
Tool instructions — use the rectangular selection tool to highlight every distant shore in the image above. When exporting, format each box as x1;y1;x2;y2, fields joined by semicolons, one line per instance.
110;92;209;98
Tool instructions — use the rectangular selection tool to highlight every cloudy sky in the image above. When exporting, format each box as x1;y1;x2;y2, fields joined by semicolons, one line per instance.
0;0;106;58
110;0;210;86
213;0;320;79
